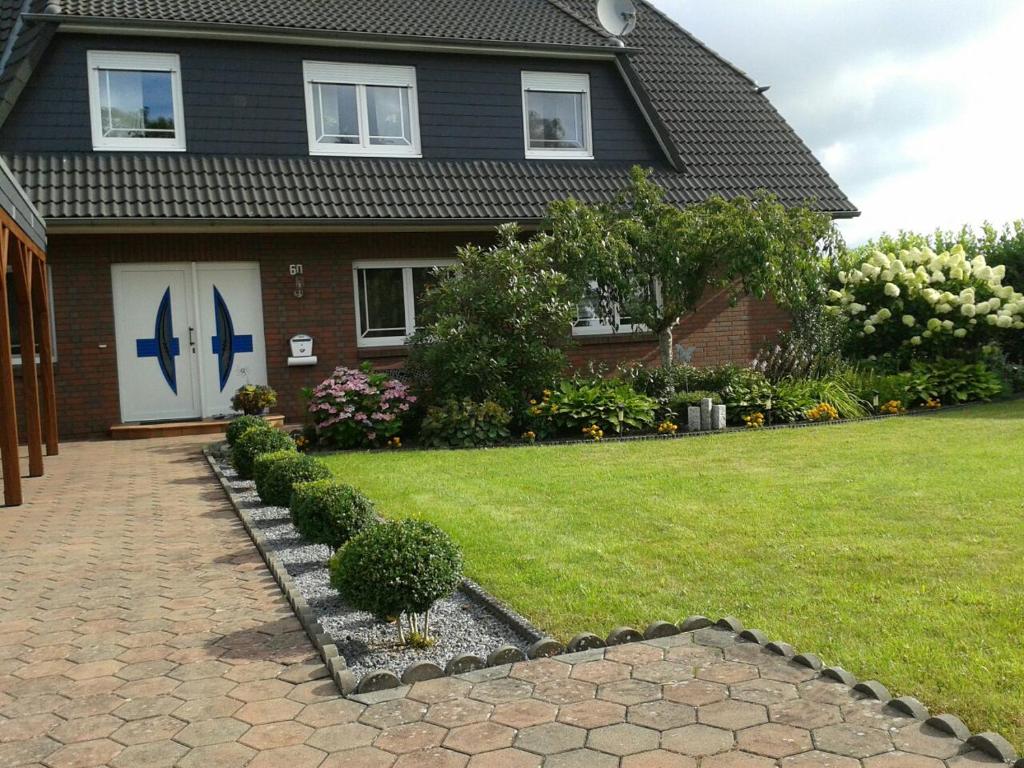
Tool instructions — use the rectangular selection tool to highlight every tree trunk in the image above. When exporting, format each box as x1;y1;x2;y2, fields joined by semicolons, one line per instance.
658;326;674;369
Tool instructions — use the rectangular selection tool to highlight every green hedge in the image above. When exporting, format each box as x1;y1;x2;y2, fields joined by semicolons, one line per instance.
225;415;270;447
290;480;376;549
232;428;295;480
255;453;331;507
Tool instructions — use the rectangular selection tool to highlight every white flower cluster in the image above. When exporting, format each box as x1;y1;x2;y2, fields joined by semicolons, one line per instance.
827;245;1024;346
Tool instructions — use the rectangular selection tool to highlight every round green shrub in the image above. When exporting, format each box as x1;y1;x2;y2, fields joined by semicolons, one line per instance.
252;450;299;501
290;480;376;549
256;454;331;507
232;427;295;480
329;519;463;620
225;415;271;447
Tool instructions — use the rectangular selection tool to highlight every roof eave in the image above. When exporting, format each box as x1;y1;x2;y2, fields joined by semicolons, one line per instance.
27;13;641;58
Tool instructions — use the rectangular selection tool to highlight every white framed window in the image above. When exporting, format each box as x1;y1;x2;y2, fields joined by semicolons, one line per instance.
87;51;186;152
304;62;421;157
522;71;593;160
572;283;643;336
6;265;57;365
353;259;452;348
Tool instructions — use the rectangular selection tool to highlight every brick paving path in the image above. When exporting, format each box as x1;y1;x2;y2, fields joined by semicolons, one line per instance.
0;439;1006;767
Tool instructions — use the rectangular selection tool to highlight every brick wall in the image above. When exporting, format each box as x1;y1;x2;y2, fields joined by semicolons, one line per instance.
41;232;788;438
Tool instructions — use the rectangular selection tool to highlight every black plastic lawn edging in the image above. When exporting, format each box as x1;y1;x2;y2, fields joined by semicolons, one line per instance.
204;446;547;696
314;394;1022;456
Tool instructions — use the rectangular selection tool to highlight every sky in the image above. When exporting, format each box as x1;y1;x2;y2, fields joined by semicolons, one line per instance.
654;0;1024;245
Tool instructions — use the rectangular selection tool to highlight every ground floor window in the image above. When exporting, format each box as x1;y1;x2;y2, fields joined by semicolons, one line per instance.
572;284;639;336
353;260;452;347
5;265;55;363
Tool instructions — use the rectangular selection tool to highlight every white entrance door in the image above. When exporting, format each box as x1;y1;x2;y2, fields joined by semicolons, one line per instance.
112;262;267;423
194;263;268;418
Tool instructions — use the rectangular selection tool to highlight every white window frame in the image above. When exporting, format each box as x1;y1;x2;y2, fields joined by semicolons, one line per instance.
304;61;422;158
353;259;453;348
572;281;646;337
7;265;57;365
521;71;593;160
87;51;186;152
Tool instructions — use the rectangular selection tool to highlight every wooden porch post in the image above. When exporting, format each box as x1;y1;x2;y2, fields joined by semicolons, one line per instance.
12;241;43;477
32;256;57;455
0;224;22;505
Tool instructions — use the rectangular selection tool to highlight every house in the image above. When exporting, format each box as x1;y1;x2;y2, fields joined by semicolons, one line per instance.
0;0;856;438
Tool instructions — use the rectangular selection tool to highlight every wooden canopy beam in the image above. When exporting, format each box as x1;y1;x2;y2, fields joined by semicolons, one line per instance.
0;224;21;506
12;240;43;477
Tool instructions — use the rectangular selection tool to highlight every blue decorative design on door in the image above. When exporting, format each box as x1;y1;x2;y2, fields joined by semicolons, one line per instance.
135;287;180;394
210;286;254;391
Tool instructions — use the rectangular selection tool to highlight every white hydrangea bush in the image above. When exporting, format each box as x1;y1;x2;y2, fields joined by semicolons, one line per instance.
826;244;1024;356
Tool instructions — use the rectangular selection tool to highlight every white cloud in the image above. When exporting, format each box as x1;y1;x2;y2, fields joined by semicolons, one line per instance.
652;0;1024;244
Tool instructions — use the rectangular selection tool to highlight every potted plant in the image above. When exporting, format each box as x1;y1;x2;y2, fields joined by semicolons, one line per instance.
231;384;278;416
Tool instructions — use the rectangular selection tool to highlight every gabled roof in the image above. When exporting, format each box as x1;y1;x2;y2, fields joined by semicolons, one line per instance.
0;0;858;225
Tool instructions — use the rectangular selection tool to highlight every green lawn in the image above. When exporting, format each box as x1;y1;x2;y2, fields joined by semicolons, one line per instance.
322;401;1024;747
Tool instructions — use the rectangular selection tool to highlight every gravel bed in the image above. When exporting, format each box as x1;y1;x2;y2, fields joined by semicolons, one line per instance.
216;459;531;677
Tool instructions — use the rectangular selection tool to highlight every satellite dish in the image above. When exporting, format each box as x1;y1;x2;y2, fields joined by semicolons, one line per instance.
596;0;638;38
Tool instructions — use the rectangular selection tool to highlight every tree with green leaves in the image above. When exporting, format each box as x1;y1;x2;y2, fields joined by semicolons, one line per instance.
545;166;842;368
407;223;577;412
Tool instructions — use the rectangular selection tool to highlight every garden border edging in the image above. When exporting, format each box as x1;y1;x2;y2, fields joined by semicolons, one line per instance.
204;447;1020;763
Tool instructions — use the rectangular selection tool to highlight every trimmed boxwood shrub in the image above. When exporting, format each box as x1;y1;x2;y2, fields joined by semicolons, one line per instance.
232;427;295;480
329;519;463;625
255;454;331;508
225;415;269;446
252;450;299;501
290;480;376;549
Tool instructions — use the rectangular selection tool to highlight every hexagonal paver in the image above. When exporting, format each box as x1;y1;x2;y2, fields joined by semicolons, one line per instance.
229;678;293;702
46;738;123;768
621;750;697;768
587;722;660;756
374;721;447;754
662;723;735;756
392;747;469;768
557;699;626;729
532;679;595;706
628;700;696;730
489;699;555;729
297;699;366;728
464;748;540;768
892;722;962;759
109;740;190;768
569;660;631;684
509;658;570;685
769;699;843;730
444;721;516;754
109;714;185;745
247;744;328;768
842;701;915;731
813;723;894;759
666;645;725;667
698;699;768;730
425;697;494;728
663;679;729;707
469;679;534;705
169;677;235;700
596;679;661;706
408;677;473;704
321;746;397;768
239;720;312;750
49;713;122;743
731;678;799;705
178;741;258;768
702;751;776;767
306;722;381;751
173;695;243;722
797;680;860;707
695;662;759;685
604;644;665;665
633;661;694;685
360;698;428;729
514;722;587;755
0;712;63;742
175;717;250;747
737;723;813;758
780;750;862;767
112;695;182;721
863;752;946;768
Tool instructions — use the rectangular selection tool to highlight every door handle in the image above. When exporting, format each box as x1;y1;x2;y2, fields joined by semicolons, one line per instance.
188;326;196;351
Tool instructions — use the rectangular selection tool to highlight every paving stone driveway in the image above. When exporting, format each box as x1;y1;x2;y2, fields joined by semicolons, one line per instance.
0;439;1005;767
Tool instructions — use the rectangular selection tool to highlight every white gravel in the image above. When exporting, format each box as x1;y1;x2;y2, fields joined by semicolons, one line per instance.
218;460;531;677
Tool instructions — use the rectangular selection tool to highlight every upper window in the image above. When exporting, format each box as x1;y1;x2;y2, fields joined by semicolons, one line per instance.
87;51;185;152
304;62;421;157
353;260;451;348
522;71;593;160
